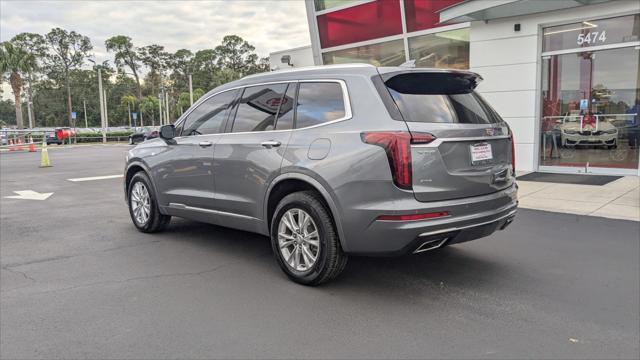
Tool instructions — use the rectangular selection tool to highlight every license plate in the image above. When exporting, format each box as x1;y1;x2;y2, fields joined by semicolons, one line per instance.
470;143;493;165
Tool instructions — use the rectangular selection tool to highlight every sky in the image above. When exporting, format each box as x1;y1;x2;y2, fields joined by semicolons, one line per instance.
0;0;311;97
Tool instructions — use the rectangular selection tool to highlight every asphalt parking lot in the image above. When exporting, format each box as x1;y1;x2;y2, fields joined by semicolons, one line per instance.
1;145;639;359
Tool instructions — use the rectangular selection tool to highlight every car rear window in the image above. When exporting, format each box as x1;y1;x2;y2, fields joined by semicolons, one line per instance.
380;72;502;124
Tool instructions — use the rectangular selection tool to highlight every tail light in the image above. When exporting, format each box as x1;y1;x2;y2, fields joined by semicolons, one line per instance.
510;133;516;174
361;131;435;190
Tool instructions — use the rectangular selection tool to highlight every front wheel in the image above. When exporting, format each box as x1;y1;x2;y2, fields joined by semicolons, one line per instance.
128;171;170;233
271;191;347;286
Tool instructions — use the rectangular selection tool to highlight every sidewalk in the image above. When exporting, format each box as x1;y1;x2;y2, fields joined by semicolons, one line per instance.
517;175;639;222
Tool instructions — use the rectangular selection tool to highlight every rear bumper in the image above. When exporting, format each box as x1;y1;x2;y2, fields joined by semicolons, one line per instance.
341;184;518;255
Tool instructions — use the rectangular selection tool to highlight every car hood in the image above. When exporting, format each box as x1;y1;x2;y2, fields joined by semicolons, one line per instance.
561;120;616;131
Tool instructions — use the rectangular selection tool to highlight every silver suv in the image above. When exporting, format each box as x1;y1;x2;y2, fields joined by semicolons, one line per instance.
124;64;518;285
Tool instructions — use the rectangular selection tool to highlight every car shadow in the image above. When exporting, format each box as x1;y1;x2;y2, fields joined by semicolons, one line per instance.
158;218;513;295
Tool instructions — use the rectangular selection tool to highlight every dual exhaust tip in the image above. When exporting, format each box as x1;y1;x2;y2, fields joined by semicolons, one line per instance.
413;237;449;254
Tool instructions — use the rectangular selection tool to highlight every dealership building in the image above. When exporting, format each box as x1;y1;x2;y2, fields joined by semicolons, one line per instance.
272;0;640;175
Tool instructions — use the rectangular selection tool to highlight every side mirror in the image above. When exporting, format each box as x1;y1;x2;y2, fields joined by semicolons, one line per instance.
159;125;176;140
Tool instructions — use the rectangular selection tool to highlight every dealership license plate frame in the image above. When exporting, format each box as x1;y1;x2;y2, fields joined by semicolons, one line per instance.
470;142;493;165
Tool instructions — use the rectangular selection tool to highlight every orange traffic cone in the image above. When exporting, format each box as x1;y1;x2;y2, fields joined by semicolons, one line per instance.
28;136;36;152
8;138;15;151
16;138;24;151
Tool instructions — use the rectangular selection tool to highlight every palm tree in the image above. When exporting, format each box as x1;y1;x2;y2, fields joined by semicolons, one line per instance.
0;42;36;129
121;95;137;127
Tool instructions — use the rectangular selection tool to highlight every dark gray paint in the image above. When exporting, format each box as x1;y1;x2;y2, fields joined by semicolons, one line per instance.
126;64;517;254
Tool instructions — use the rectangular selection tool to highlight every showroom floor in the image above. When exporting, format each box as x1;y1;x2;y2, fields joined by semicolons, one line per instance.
517;174;640;221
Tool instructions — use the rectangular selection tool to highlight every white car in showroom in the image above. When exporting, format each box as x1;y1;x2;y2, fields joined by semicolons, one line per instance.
560;116;618;149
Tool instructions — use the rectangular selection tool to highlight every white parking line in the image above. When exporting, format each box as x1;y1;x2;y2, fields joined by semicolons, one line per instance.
68;174;123;182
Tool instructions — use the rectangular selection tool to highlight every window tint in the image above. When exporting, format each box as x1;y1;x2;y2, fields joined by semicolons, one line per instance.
296;82;345;129
448;93;496;124
387;88;501;124
275;83;296;130
387;89;455;123
181;90;237;135
231;84;288;133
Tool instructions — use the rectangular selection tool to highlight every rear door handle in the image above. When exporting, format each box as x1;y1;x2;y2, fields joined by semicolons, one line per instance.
261;140;281;149
199;141;213;147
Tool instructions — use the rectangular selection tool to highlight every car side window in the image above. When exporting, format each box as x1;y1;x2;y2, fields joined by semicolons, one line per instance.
181;90;238;136
275;83;297;130
295;82;345;129
230;84;288;133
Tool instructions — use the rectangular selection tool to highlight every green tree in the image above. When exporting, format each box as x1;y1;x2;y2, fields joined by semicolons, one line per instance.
0;41;37;128
215;35;256;76
193;88;205;102
44;28;93;127
120;95;137;127
140;95;159;126
0;99;16;125
169;49;193;91
190;49;219;90
11;33;46;127
139;44;170;96
105;36;143;102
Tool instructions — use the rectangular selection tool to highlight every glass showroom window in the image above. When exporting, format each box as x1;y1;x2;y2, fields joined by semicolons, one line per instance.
314;0;361;11
316;0;403;48
408;28;470;69
543;14;639;52
403;0;465;32
322;39;405;66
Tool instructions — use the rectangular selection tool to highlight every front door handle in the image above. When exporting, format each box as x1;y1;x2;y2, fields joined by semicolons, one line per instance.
199;141;213;147
261;140;281;149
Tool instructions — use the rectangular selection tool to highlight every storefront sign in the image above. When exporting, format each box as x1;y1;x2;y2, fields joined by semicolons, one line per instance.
543;14;639;52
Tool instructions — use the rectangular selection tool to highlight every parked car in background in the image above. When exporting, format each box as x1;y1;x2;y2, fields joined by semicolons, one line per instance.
128;127;159;145
124;64;518;285
560;116;618;149
45;132;63;145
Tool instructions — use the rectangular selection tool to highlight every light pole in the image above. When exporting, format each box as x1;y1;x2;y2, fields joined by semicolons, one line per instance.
128;103;132;127
83;99;88;128
103;88;109;131
189;73;193;106
158;93;163;125
89;59;107;143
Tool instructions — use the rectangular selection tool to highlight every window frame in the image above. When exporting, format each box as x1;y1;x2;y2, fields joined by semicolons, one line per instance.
293;81;351;129
226;83;291;134
175;88;240;137
174;79;352;136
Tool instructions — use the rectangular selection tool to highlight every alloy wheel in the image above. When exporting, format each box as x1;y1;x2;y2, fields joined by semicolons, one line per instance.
130;182;151;225
278;208;320;272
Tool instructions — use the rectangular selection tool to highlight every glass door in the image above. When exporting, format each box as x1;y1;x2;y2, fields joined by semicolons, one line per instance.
539;14;640;175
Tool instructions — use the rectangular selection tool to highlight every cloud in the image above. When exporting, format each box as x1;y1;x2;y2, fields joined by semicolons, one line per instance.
0;0;311;63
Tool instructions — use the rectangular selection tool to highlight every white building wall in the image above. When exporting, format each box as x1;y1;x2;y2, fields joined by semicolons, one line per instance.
469;0;639;171
269;46;315;71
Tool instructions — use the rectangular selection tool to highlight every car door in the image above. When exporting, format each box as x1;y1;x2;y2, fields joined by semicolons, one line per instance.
213;82;294;230
157;89;239;211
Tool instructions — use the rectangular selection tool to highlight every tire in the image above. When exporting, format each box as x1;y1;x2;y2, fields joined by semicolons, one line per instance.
127;171;170;233
271;191;347;286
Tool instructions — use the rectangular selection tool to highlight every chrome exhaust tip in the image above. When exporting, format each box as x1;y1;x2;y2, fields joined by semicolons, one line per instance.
413;237;449;254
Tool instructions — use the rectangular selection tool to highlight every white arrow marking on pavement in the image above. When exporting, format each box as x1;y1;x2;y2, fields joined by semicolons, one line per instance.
4;190;53;201
68;174;123;182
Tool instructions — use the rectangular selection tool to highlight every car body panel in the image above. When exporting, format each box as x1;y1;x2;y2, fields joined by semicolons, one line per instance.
125;64;517;255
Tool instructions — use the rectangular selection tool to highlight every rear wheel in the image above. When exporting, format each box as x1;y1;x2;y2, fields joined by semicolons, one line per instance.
128;171;170;233
271;191;347;286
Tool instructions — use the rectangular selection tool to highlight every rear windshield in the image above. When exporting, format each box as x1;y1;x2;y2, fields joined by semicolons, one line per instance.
381;72;503;124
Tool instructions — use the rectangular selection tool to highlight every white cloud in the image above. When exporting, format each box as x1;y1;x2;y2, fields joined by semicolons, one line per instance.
0;0;311;62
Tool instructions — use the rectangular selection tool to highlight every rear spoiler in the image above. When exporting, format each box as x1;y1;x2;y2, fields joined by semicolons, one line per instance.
377;68;482;95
